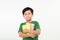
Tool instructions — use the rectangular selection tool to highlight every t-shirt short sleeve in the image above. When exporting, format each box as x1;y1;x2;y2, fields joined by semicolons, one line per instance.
18;23;23;32
35;21;40;30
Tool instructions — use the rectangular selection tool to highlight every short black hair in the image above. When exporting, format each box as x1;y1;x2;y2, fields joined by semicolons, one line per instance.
22;7;33;15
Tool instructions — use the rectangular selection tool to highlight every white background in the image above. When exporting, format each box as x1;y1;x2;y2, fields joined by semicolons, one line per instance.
0;0;60;40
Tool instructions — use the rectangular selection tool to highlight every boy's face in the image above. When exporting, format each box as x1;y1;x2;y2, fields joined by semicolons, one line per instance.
23;10;33;21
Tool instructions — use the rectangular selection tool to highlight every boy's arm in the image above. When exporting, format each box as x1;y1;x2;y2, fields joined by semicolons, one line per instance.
18;32;36;38
18;32;30;38
30;29;41;35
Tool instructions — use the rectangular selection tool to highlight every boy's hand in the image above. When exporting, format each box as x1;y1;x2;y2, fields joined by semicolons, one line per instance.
29;33;35;38
29;30;34;34
30;29;40;35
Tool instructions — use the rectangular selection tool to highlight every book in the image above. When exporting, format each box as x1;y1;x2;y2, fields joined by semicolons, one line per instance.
22;23;30;34
22;23;34;34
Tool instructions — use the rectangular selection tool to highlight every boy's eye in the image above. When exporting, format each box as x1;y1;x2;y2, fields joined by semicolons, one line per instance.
24;14;27;15
28;13;30;15
24;13;30;15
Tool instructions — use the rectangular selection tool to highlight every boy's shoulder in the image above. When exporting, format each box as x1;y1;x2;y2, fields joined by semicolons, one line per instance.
32;21;39;23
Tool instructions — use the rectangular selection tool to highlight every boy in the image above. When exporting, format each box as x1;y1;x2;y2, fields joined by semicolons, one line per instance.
18;7;41;40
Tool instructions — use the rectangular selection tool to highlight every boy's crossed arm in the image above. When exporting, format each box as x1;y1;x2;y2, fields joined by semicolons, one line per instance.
19;32;35;38
18;29;40;38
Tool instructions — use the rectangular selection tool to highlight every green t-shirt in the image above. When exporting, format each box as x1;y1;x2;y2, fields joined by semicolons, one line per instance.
18;21;40;40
